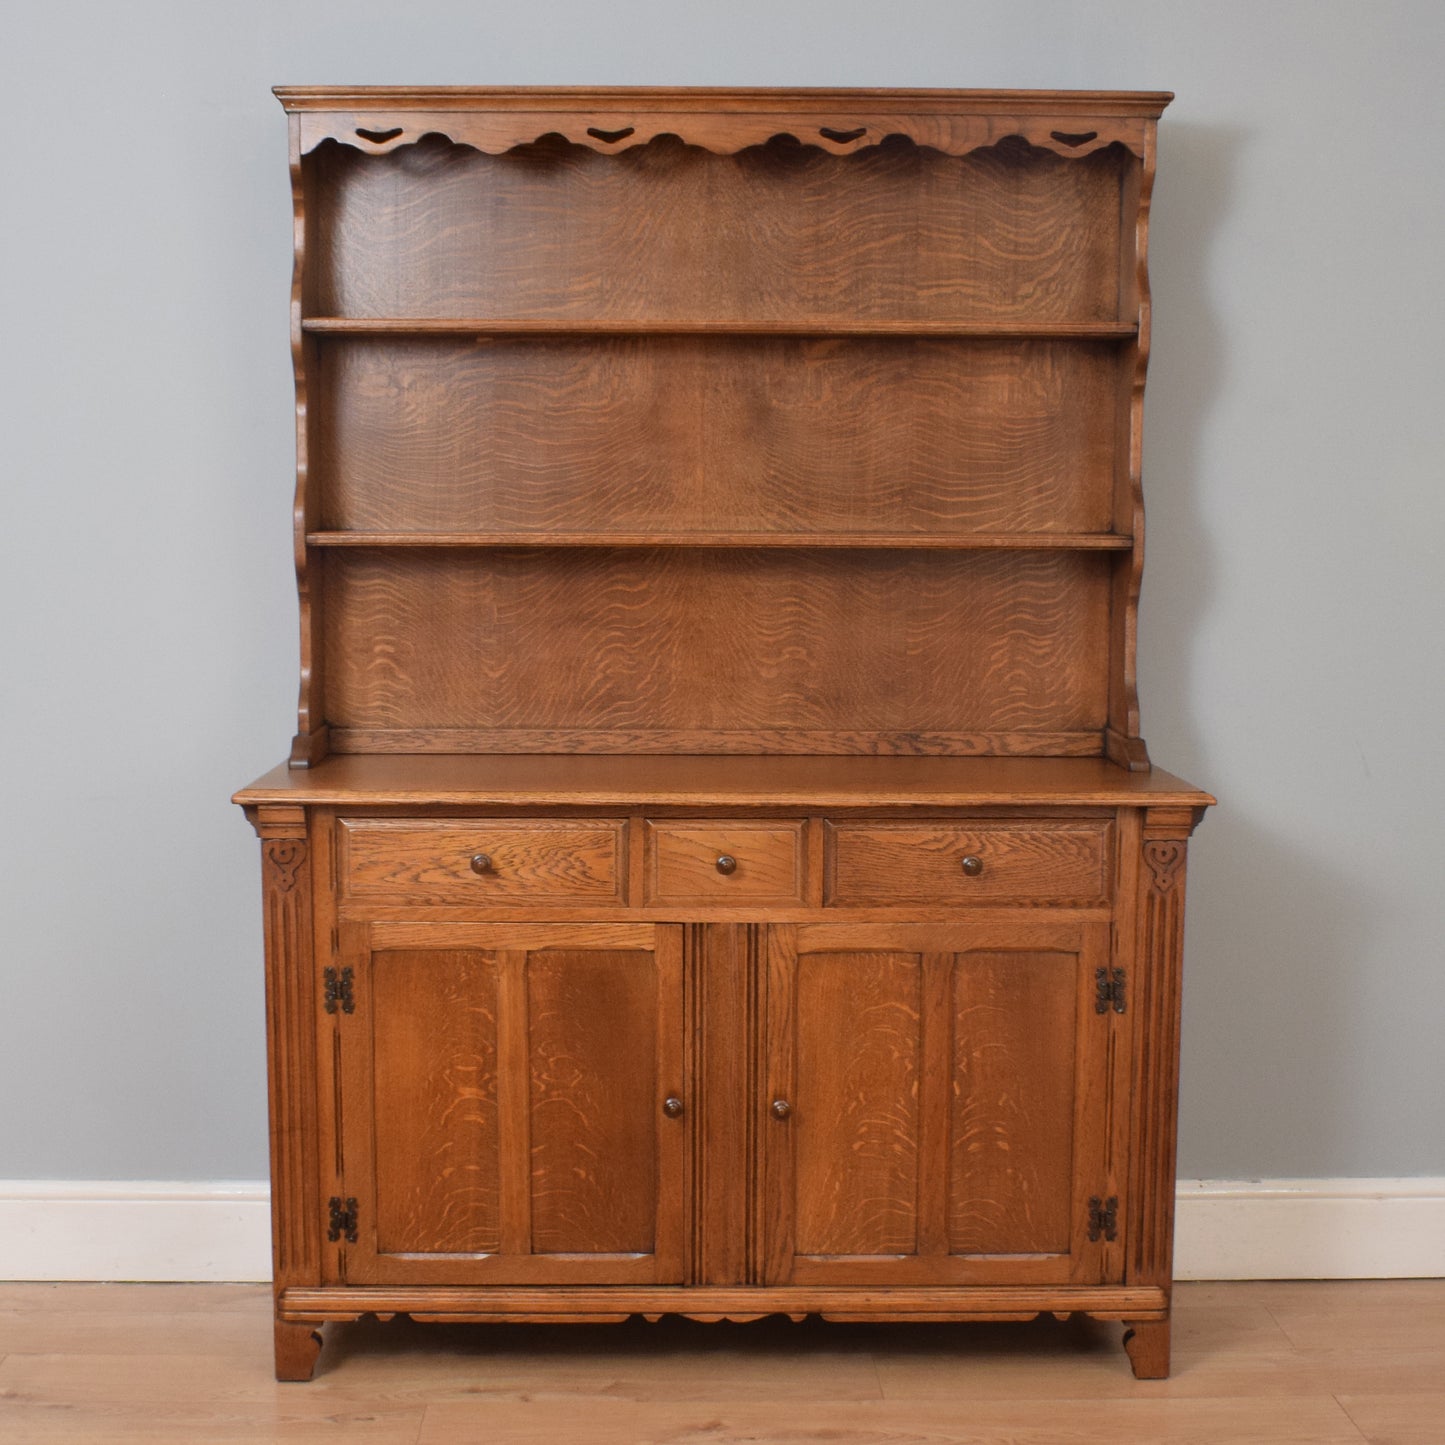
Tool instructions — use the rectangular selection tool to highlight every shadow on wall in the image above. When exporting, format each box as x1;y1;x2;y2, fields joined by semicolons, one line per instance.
1146;121;1378;1179
1178;813;1378;1178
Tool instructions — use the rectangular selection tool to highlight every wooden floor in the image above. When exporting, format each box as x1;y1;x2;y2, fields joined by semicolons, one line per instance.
1;1282;1443;1442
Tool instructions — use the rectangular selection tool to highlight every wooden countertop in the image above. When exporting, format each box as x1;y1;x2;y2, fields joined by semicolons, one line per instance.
235;754;1214;811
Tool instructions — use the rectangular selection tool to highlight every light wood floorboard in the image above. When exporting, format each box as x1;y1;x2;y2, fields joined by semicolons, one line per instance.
0;1281;1442;1442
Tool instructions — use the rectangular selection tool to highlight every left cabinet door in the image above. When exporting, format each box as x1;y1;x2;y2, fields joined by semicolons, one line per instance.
333;922;685;1285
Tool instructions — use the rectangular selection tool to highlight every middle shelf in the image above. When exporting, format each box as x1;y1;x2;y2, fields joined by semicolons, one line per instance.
301;317;1140;339
305;531;1135;550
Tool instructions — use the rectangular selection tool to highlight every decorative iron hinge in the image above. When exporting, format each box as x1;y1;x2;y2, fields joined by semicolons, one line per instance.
327;1196;358;1244
323;965;354;1015
1094;966;1127;1014
1088;1195;1119;1243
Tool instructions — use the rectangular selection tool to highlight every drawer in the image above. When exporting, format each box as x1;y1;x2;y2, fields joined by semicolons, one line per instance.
824;819;1112;907
645;820;805;905
339;819;626;906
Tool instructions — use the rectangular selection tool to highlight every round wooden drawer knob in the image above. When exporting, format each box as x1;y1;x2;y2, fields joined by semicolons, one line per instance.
960;855;984;876
663;1097;685;1118
771;1099;792;1120
715;854;738;875
470;853;494;875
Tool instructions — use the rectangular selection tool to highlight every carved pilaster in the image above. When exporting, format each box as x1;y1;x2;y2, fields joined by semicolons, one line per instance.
1127;823;1191;1290
258;809;322;1326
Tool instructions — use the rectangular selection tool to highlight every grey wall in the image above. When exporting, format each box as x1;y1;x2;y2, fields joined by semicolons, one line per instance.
3;1;1442;1182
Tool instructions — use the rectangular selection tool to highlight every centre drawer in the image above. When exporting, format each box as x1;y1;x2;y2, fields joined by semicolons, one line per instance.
644;820;806;905
824;819;1113;907
339;819;626;906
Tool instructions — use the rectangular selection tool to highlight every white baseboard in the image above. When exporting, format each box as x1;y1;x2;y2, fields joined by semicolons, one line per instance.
1;1178;1442;1283
0;1181;272;1282
1173;1177;1445;1280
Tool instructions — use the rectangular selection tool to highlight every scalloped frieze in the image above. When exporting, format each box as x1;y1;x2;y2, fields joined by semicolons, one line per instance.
296;109;1147;160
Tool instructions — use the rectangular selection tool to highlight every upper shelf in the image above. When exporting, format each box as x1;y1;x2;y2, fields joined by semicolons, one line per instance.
302;318;1139;340
306;531;1136;551
275;87;1171;160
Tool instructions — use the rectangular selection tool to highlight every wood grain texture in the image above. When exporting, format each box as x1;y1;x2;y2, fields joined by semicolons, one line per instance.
305;317;1139;337
257;824;322;1377
308;530;1134;549
308;135;1127;323
338;925;684;1286
237;754;1216;810
767;924;1115;1289
288;112;326;770
338;818;625;905
369;950;502;1254
949;951;1077;1256
687;925;749;1285
794;951;922;1256
1128;829;1191;1297
645;821;804;906
320;547;1112;744
279;89;1170;173
243;88;1210;1380
824;819;1112;907
527;949;659;1254
1107;141;1152;767
313;335;1122;537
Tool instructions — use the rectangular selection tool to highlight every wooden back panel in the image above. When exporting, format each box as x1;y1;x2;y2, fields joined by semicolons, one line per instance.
313;335;1122;537
321;547;1112;754
307;136;1128;324
281;90;1164;764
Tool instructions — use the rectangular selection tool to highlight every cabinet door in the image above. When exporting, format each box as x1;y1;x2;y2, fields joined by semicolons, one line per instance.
335;922;684;1284
761;922;1123;1286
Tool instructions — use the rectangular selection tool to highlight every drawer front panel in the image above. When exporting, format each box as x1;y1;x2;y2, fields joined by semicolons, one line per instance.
824;820;1112;907
645;821;805;905
340;819;626;905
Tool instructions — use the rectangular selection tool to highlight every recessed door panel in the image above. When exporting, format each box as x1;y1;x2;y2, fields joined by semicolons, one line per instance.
764;921;1117;1287
337;923;684;1285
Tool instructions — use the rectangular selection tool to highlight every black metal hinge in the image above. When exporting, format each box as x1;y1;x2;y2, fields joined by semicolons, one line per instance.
1088;1195;1119;1243
323;965;354;1015
327;1195;358;1244
1094;966;1126;1015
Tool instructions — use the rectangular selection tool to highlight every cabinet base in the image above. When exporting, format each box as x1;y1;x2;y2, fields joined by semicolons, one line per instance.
275;1285;1171;1379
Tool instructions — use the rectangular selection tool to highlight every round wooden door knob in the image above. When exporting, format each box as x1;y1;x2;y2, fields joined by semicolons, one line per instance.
960;855;984;876
662;1097;685;1118
771;1099;792;1119
715;854;738;875
470;853;493;874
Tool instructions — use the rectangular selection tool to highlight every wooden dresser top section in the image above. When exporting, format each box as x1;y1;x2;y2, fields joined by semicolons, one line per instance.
277;85;1175;769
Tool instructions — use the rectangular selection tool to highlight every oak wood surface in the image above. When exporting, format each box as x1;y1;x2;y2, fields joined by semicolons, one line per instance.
764;923;1114;1288
306;530;1136;549
644;820;805;906
338;817;625;905
308;135;1128;324
241;86;1211;1382
237;754;1215;810
824;817;1113;906
336;924;685;1287
274;88;1172;766
318;546;1113;747
312;334;1122;537
303;317;1141;336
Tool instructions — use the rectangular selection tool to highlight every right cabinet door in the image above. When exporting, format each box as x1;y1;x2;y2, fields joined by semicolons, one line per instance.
761;921;1126;1287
